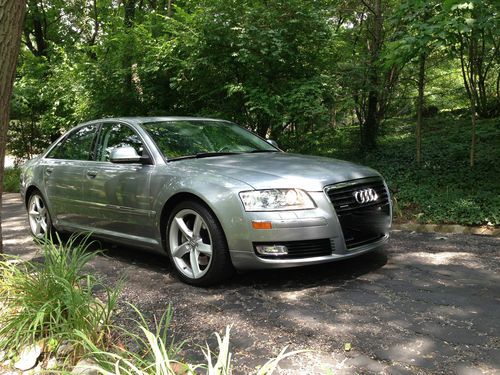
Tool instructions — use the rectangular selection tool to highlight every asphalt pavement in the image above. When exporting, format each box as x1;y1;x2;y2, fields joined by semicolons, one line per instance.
2;193;499;374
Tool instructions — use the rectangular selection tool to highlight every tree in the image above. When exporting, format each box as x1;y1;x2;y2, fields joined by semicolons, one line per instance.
0;0;26;253
441;0;500;166
385;0;440;165
332;0;400;151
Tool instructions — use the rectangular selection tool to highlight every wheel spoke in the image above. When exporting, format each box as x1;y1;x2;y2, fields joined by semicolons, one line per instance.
172;242;190;258
192;214;202;237
175;217;193;240
34;196;43;212
34;221;42;235
197;242;212;256
40;220;47;234
190;249;202;278
29;210;39;217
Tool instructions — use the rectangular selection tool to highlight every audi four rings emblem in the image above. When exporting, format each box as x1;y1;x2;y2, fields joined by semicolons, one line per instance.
353;188;379;204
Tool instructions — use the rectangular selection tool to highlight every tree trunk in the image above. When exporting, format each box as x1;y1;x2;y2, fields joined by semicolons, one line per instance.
0;0;26;254
416;52;426;166
361;0;383;151
470;95;476;168
468;34;477;167
122;0;136;115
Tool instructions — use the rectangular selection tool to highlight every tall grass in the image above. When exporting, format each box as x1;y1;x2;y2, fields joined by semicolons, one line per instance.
0;234;120;356
0;235;303;373
79;316;301;375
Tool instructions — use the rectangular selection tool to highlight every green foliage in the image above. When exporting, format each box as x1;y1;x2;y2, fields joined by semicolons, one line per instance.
0;234;120;354
6;0;499;225
2;168;20;193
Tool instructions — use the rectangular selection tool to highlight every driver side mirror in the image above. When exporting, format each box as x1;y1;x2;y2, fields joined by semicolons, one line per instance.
110;146;143;164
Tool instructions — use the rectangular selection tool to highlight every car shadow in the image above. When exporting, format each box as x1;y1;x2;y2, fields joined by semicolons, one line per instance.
88;237;388;290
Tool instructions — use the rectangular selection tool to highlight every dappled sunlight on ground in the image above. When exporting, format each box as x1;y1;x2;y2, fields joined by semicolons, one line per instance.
2;193;499;374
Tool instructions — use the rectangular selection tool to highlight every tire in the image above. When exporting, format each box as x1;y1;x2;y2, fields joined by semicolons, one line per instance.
27;191;54;240
166;200;234;286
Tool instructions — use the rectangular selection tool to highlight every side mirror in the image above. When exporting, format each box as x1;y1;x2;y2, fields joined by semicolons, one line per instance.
110;146;142;163
267;139;279;149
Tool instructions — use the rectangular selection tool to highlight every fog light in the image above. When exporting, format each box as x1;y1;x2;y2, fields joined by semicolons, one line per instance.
255;244;288;256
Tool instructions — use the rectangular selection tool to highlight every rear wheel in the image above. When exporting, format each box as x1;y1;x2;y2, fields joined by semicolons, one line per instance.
27;192;53;239
166;201;234;286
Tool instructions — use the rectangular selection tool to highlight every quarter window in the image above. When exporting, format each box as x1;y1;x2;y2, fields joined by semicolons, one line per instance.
47;125;97;160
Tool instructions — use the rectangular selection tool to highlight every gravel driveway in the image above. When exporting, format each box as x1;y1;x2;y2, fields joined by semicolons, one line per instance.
2;193;499;374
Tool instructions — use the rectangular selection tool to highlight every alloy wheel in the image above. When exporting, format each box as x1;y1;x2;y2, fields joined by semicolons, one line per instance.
28;194;49;239
169;208;213;279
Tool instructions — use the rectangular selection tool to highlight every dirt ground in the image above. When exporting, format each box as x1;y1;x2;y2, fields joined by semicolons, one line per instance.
2;193;499;374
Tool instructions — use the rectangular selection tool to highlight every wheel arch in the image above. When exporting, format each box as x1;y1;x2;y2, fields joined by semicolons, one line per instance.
24;185;44;208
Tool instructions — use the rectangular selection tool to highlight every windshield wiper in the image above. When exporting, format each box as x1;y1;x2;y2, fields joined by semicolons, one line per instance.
168;152;239;162
249;149;280;153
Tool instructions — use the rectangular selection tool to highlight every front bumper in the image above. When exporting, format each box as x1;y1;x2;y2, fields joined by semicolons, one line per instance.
228;190;391;270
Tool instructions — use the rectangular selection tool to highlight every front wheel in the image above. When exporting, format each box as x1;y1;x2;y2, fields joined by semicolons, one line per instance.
166;201;234;286
27;192;53;239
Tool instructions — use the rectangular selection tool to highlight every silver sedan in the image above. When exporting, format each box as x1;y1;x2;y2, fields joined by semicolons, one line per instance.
21;117;392;285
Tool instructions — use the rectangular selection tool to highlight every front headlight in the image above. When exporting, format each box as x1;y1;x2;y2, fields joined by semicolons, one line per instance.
239;189;315;211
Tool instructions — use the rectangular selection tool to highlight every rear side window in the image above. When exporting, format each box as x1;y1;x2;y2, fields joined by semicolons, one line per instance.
47;125;97;160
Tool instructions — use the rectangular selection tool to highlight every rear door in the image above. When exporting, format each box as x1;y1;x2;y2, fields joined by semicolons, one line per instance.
81;122;156;241
43;124;99;227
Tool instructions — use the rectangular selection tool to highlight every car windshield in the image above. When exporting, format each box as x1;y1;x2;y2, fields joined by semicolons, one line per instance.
141;120;278;160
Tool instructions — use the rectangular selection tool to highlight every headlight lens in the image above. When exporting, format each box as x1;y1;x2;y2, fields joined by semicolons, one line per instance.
239;189;315;211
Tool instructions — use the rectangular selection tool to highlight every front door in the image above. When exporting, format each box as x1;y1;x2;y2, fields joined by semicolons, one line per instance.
81;122;156;242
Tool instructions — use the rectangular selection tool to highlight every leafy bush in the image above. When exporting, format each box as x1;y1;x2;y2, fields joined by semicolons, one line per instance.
2;167;21;193
0;234;120;355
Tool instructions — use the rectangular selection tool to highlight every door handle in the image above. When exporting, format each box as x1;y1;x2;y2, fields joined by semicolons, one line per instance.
86;170;97;178
45;167;53;175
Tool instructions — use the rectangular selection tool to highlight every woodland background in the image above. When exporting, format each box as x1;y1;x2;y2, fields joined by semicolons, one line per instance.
3;0;500;226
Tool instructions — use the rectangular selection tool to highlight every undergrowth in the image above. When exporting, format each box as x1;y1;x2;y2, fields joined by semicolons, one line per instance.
0;235;299;373
285;115;500;225
2;167;20;193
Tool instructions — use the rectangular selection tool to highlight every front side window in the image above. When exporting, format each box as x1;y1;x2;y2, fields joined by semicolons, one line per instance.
96;123;144;162
47;125;97;160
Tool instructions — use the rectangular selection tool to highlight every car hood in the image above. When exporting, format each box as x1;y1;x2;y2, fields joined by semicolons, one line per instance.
174;152;380;191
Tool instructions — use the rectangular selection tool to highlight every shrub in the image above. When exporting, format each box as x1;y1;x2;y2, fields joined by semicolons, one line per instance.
2;167;21;193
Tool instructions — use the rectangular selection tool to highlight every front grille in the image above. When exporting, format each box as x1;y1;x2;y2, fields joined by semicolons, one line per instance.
254;238;333;259
326;177;389;214
325;177;390;249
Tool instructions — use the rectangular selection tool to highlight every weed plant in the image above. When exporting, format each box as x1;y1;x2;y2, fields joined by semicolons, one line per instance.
78;308;300;375
0;234;120;355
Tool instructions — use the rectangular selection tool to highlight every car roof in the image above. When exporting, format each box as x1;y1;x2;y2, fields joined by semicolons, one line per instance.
82;116;231;126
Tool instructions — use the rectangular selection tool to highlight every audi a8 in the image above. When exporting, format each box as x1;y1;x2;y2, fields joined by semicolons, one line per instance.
21;117;392;285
